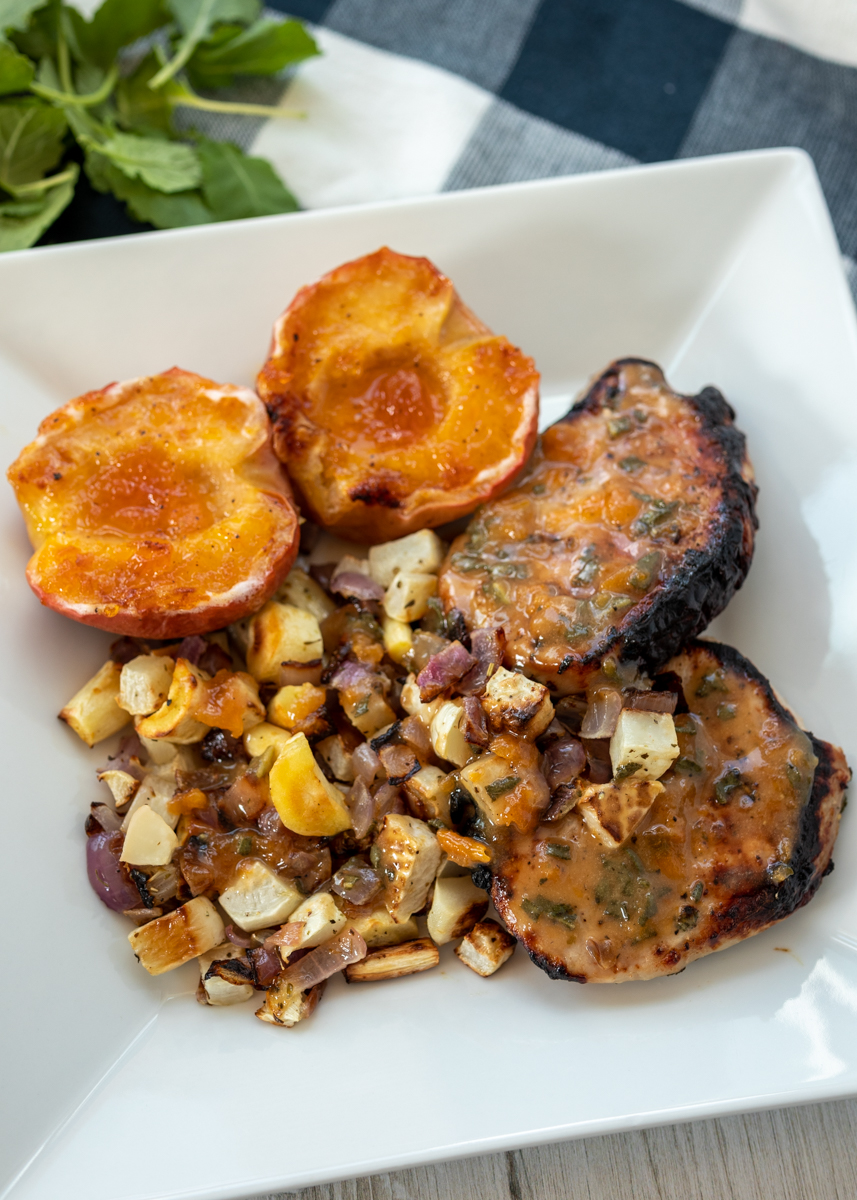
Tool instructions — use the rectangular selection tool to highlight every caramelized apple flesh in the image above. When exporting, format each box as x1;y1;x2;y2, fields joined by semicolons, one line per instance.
8;368;300;637
258;247;540;542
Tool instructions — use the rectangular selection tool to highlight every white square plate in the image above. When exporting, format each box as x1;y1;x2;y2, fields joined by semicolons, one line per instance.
1;150;856;1200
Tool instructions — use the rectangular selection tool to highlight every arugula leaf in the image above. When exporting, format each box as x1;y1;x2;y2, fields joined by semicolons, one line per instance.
186;17;318;88
86;149;212;228
0;160;75;249
115;51;174;136
196;134;296;219
66;0;168;71
0;98;66;191
150;0;259;87
88;130;201;192
0;35;33;94
0;0;47;34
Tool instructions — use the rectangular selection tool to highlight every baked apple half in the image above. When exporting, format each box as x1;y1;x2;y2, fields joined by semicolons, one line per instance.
257;247;540;543
8;368;300;638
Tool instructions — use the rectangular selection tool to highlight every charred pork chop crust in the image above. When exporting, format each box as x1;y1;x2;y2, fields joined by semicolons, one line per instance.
487;641;849;983
439;360;758;692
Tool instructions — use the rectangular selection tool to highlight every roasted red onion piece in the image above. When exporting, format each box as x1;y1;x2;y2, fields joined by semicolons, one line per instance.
373;782;404;819
346;777;374;840
416;640;476;702
544;783;579;822
263;922;304;952
225;923;255;948
178;634;208;665
623;689;678;714
399;715;431;758
408;630;449;672
86;830;140;912
88;802;122;833
582;738;613;784
198;642;233;677
329;659;376;692
458;628;506;694
331;857;382;905
461;695;490;746
378;743;420;786
580;689;622;739
247;945;282;987
219;772;267;825
352;741;381;784
256;804;285;836
109;636;146;665
100;732;146;780
274;927;367;992
542;737;586;789
330;570;385;601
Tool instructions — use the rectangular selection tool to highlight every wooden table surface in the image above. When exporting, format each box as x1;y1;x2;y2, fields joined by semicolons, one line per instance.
254;1098;857;1200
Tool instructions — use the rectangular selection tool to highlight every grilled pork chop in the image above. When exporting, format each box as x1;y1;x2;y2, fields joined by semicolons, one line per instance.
487;641;849;983
439;359;757;693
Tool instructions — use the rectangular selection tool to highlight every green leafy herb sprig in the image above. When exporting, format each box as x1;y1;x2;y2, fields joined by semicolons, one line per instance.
0;0;319;251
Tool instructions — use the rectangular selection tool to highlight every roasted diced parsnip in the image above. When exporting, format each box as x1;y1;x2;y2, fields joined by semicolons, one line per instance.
198;943;254;1006
218;859;304;931
400;674;442;729
121;767;179;830
455;919;516;977
576;778;664;849
117;654;175;716
276;567;336;622
244;721;294;759
345;937;439;982
267;682;327;733
341;689;396;738
257;980;325;1027
481;667;554;739
609;710;680;781
129;896;224;976
403;765;451;823
245;601;324;683
343;907;419;948
97;768;139;810
368;530;445;587
135;658;208;744
138;735;180;765
426;876;490;945
381;613;413;666
268;732;351;836
59;661;130;747
375;813;442;923
120;804;178;866
315;734;356;783
383;571;437;622
430;700;471;767
459;752;521;822
279;893;346;959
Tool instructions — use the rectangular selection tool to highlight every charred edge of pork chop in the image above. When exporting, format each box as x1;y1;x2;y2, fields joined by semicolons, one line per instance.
487;639;849;984
571;361;759;676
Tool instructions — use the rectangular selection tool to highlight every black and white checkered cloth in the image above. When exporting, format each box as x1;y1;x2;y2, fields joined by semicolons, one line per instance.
57;0;857;300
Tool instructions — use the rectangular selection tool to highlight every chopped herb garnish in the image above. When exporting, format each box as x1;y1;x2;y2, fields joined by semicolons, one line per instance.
238;836;253;855
619;455;646;472
545;842;571;859
369;845;381;869
491;561;528;579
613;761;642;782
574;557;599;585
690;881;704;903
714;767;746;805
353;696;370;716
483;579;511;604
717;702;737;721
673;716;697;734
674;756;703;775
521;894;577;928
450;553;483;573
629;550;663;591
531;482;546;494
562;622;590;644
675;904;698;932
631;499;680;537
607;415;633;438
486;775;520;800
696;671;728;697
768;861;794;885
